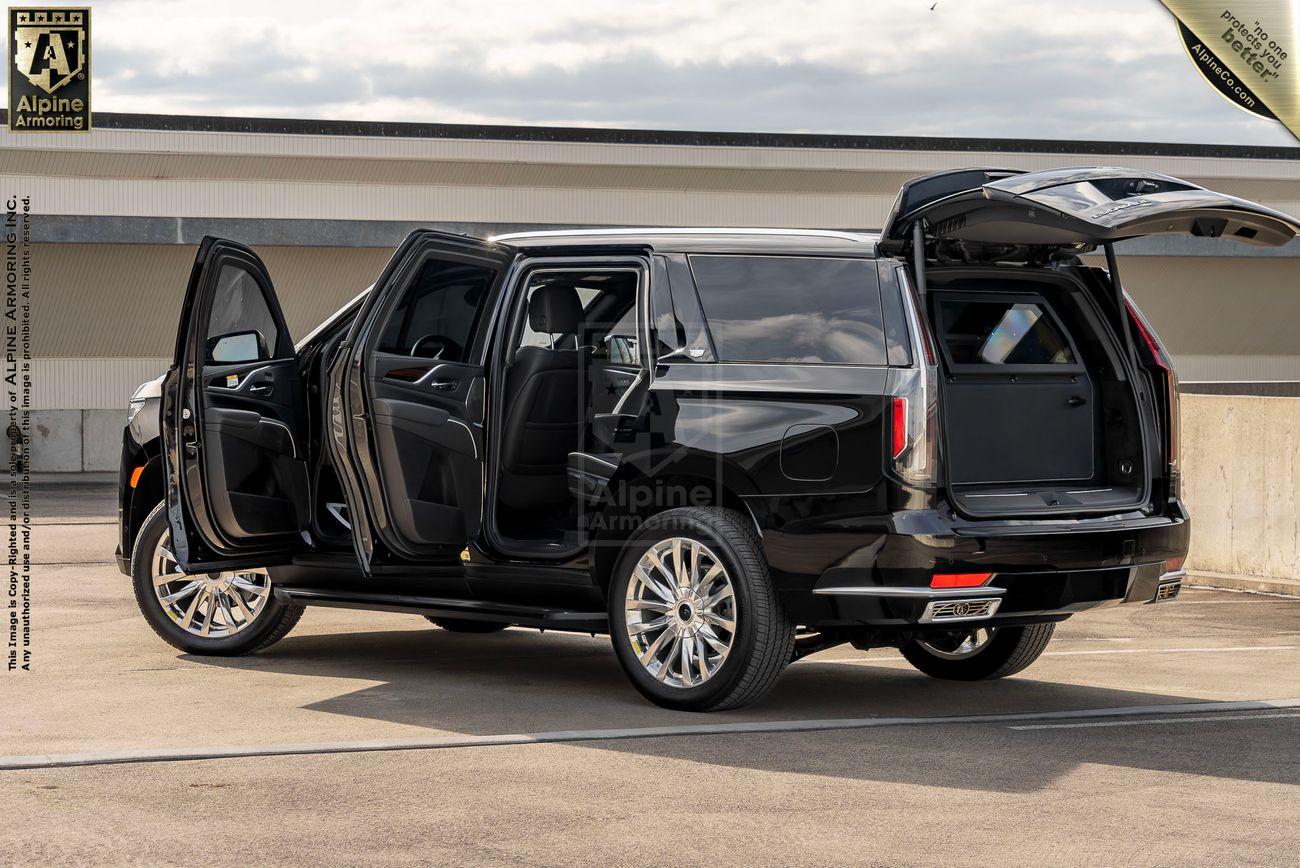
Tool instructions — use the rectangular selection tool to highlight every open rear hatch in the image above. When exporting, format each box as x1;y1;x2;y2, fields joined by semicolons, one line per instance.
882;167;1299;519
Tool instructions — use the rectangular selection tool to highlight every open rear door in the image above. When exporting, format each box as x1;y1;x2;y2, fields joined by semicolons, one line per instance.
162;237;309;572
325;230;516;575
880;166;1300;254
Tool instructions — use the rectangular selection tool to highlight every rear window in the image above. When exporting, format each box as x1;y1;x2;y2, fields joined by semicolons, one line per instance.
687;255;885;365
938;298;1075;366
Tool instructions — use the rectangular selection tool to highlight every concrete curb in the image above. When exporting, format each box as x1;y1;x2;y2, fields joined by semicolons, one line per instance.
1187;571;1300;598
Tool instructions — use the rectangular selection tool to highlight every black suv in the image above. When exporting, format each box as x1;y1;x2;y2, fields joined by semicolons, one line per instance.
117;167;1299;710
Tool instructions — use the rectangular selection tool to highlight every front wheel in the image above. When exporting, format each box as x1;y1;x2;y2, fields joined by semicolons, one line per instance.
608;507;795;712
900;623;1055;680
131;502;305;656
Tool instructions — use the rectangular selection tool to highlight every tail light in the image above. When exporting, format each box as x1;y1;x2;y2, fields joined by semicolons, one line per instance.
891;397;908;459
931;572;993;588
890;268;939;487
1126;299;1181;496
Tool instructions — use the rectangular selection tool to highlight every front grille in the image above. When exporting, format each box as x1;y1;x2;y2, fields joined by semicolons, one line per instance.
920;597;1002;623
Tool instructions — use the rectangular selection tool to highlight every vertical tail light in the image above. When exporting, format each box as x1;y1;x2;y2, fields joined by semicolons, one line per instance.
891;397;908;459
891;268;939;487
1126;299;1180;496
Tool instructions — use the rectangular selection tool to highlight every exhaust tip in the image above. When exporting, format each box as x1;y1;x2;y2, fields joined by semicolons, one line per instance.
920;597;1002;623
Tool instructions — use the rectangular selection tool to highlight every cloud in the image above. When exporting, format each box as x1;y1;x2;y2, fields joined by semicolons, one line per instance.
78;0;1297;145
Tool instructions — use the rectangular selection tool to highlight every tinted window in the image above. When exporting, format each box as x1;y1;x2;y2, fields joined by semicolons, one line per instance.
377;257;496;361
939;299;1075;366
687;256;885;364
206;263;280;359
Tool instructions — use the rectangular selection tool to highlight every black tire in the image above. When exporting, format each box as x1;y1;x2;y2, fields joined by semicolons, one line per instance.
424;616;510;633
608;507;795;712
131;502;305;656
900;623;1055;680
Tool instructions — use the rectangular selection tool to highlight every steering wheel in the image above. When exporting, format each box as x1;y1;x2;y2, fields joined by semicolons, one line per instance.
410;334;463;360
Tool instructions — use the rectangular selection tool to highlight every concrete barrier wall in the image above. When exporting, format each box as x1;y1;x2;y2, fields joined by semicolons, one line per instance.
1182;395;1300;588
28;410;124;473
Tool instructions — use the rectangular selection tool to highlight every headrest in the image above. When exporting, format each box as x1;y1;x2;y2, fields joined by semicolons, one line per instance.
527;285;583;334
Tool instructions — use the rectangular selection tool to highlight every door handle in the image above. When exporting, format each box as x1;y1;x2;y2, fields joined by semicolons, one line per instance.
427;379;458;392
1067;395;1088;407
248;381;274;396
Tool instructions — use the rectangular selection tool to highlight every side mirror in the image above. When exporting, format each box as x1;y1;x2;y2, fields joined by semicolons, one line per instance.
207;330;267;364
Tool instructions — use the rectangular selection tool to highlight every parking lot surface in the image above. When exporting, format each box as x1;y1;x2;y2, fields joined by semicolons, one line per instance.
3;484;1299;865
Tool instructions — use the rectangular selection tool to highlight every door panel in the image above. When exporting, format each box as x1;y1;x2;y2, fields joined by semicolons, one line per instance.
162;237;309;571
327;230;514;573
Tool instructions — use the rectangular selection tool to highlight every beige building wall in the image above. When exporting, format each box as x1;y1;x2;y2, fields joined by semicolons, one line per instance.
1112;257;1300;382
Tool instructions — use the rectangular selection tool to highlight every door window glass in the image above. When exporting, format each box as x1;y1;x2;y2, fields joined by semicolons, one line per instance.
939;299;1075;366
687;255;885;364
602;305;640;365
515;271;639;358
205;264;280;361
377;257;496;361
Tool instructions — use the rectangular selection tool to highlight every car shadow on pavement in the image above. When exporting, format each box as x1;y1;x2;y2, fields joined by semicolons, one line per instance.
183;622;1300;792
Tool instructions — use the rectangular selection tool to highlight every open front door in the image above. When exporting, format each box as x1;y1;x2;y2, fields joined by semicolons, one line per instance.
326;230;516;574
162;237;309;572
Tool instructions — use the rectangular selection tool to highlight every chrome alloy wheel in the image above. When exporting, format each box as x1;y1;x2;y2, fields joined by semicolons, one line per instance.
625;537;736;688
151;530;271;638
916;627;999;660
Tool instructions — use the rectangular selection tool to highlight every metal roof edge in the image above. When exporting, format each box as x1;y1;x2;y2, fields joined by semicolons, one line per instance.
3;110;1296;161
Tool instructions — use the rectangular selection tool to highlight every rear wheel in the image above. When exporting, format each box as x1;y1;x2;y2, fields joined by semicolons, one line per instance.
900;623;1055;680
131;502;304;656
608;507;795;712
424;616;509;633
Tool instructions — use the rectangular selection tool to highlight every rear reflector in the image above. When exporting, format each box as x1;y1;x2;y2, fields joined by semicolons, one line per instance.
891;397;908;459
1164;555;1186;574
930;572;993;588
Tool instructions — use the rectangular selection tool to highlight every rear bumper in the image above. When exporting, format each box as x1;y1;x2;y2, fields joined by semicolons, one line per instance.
776;501;1190;628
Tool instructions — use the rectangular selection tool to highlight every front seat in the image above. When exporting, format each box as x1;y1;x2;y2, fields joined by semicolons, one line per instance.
497;285;586;510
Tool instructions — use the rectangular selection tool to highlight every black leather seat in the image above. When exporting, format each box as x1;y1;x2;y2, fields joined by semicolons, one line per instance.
498;286;586;510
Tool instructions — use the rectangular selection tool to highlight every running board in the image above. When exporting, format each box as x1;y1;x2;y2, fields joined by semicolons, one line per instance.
273;587;608;633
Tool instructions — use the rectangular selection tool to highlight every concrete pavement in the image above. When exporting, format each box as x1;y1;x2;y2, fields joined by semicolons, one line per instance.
2;485;1299;865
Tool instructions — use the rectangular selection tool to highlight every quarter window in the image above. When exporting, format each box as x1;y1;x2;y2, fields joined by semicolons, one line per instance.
687;255;885;364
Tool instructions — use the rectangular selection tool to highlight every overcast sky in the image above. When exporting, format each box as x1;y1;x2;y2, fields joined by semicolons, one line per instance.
75;0;1297;146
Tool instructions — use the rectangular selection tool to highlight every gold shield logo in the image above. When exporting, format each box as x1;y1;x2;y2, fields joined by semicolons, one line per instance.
12;8;85;93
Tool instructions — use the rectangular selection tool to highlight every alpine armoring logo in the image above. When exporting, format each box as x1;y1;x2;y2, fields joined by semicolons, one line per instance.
7;7;91;132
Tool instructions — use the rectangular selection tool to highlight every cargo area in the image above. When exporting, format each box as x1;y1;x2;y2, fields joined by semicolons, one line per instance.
926;267;1149;518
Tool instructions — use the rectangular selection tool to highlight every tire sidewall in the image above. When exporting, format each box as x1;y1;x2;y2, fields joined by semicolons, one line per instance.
130;502;291;655
902;624;1042;680
607;510;762;710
